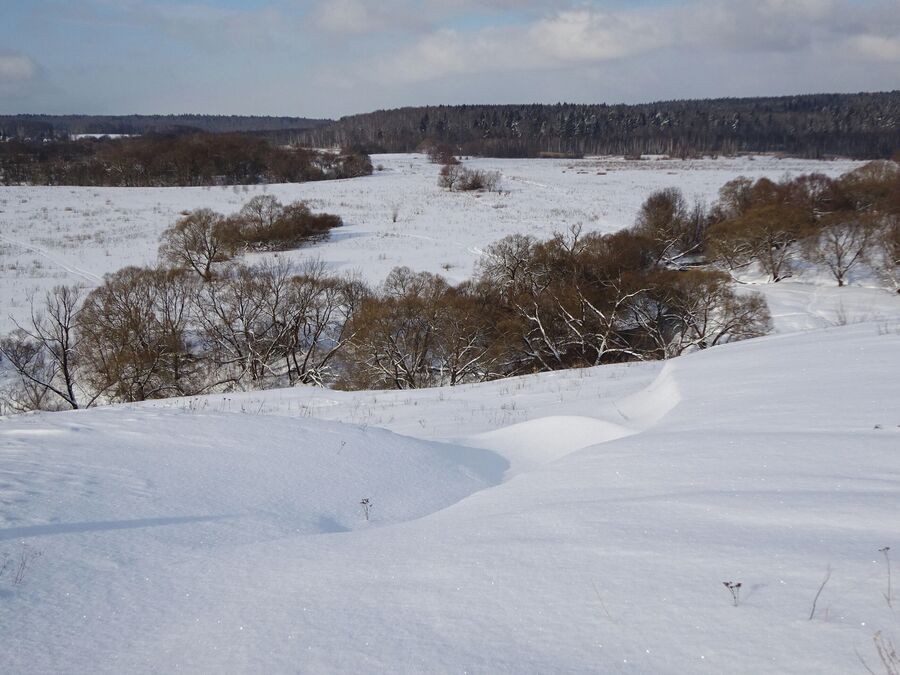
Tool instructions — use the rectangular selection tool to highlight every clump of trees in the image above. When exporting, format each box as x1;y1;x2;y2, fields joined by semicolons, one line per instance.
0;225;771;410
0;133;373;186
220;196;343;253
158;196;342;281
462;226;770;373
6;161;900;412
0;260;363;410
340;268;507;389
699;161;900;288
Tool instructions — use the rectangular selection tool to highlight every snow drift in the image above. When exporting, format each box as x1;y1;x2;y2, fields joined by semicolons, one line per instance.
1;320;898;673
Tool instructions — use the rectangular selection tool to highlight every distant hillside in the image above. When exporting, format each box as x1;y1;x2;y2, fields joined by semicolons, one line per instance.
299;91;900;159
0;114;331;140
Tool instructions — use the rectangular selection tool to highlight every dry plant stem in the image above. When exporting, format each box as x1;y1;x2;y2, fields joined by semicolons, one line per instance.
723;581;742;607
880;547;893;608
591;582;615;622
809;566;832;620
873;632;900;675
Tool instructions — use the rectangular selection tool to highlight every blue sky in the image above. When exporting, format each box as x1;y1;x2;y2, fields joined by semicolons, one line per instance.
1;0;898;118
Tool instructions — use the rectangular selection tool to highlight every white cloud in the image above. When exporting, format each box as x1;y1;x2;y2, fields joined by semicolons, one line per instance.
758;0;835;18
315;0;384;34
363;0;900;85
73;1;295;49
848;33;900;61
146;3;288;46
311;0;435;35
528;8;670;62
366;6;672;84
0;55;38;83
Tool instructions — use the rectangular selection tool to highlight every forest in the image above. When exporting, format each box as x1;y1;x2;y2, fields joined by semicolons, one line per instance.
0;114;328;140
0;133;373;186
300;92;900;159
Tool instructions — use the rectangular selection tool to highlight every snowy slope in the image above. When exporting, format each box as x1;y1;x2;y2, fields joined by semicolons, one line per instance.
2;320;898;673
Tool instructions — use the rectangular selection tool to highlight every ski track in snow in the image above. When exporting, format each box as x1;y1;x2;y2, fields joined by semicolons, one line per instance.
0;232;102;284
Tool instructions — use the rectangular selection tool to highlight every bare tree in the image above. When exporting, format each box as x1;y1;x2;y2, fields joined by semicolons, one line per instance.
239;195;283;231
0;285;97;411
707;204;811;282
476;234;539;296
438;163;465;191
192;261;293;388
872;217;900;292
159;208;231;281
802;214;875;286
432;282;508;385
78;267;197;402
633;187;703;266
633;270;772;356
282;264;364;386
342;268;447;390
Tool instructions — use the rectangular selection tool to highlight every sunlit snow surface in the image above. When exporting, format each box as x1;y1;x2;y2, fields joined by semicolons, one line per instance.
1;154;899;673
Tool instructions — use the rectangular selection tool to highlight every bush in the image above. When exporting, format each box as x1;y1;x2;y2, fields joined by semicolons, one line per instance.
218;196;343;252
427;143;459;165
438;164;501;192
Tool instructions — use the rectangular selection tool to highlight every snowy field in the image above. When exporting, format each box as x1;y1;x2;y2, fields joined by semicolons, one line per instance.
0;152;868;332
1;154;899;673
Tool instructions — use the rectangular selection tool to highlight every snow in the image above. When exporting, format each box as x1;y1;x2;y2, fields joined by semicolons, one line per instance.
69;134;136;140
2;320;899;673
0;153;864;333
463;415;633;475
754;281;900;334
1;154;899;673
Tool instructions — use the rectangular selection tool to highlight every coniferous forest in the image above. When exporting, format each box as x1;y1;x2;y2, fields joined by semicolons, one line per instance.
300;92;900;159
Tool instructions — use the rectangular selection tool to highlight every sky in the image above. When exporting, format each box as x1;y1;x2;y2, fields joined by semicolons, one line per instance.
1;0;898;119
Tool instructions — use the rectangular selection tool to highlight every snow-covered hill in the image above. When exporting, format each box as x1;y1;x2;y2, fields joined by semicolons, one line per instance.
2;318;898;673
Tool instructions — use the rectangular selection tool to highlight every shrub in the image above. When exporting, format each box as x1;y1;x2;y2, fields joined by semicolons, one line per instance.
439;164;501;192
217;196;342;252
427;143;459;165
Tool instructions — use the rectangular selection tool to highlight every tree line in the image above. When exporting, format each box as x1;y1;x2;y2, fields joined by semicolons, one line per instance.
300;92;900;159
2;161;898;412
699;161;900;289
0;114;329;141
0;133;373;186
